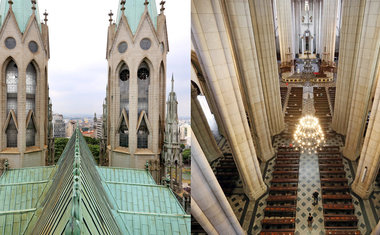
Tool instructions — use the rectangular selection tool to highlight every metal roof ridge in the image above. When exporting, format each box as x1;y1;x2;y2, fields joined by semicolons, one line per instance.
105;181;163;187
97;166;148;171
0;180;49;186
64;128;82;234
0;208;37;215
116;210;191;218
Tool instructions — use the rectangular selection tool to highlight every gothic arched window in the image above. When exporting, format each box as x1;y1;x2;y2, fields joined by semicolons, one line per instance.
26;63;37;113
26;63;37;146
137;118;149;148
6;61;18;114
6;61;18;147
119;64;130;115
137;61;150;117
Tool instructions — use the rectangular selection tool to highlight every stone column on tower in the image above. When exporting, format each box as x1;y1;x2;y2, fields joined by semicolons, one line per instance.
342;0;380;161
320;0;339;63
275;0;294;63
351;71;380;199
192;0;267;199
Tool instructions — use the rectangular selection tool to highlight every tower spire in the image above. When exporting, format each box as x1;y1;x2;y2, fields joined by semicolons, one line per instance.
160;1;166;13
171;74;174;92
144;0;149;8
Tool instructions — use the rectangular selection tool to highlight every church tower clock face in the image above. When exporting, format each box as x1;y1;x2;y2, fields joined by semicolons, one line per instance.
5;37;16;49
140;38;151;50
118;41;128;53
29;41;39;53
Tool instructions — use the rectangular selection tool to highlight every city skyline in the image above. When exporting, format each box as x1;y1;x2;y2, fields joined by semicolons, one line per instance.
37;0;190;118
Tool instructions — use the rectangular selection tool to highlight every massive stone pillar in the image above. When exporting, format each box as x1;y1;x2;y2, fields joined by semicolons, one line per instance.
249;0;285;136
351;62;380;199
192;131;246;234
332;0;366;135
191;83;223;163
222;0;275;160
192;0;267;199
320;0;339;63
275;0;294;62
342;0;380;160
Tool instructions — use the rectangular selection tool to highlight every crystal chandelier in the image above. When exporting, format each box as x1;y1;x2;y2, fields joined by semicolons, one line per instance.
293;115;325;153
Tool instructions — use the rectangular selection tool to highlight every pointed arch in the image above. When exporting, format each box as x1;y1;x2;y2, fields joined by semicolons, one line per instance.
4;110;18;148
26;62;37;114
26;110;37;147
118;108;129;148
137;58;152;118
136;111;151;149
118;61;130;115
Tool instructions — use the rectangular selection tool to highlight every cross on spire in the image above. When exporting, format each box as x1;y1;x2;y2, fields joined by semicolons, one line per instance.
121;0;126;12
108;10;114;25
31;0;36;12
160;1;166;13
8;0;13;9
43;10;48;24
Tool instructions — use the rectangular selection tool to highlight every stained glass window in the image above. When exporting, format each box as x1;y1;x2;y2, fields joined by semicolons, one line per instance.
137;62;150;117
119;118;128;148
6;118;17;148
119;64;130;115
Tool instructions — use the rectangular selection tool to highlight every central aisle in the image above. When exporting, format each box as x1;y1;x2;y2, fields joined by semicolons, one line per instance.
295;153;325;235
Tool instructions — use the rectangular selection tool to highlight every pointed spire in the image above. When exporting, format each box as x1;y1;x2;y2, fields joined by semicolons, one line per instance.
160;1;166;13
31;0;36;12
171;74;174;92
43;10;48;24
108;10;114;25
121;0;126;12
144;0;149;8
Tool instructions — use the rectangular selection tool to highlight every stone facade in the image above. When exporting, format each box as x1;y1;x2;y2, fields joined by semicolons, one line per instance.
0;1;49;168
106;0;168;171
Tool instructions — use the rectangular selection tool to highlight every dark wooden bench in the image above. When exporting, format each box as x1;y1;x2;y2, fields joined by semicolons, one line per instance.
260;231;295;235
325;230;360;235
267;195;297;202
269;186;298;192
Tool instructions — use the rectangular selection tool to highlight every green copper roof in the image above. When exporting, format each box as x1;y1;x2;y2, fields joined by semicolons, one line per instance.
0;0;41;32
0;128;190;234
116;0;158;34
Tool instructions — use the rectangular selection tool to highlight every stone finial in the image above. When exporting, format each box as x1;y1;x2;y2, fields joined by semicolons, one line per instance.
31;0;36;12
121;0;126;12
160;1;166;13
144;0;149;7
43;10;48;24
8;0;13;9
108;10;113;25
145;161;149;171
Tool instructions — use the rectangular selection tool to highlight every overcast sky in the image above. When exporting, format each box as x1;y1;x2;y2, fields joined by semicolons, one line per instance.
37;0;190;118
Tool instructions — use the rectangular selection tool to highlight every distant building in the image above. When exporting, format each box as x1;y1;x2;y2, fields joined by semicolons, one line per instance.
179;123;191;147
66;121;76;138
53;114;66;138
95;117;103;140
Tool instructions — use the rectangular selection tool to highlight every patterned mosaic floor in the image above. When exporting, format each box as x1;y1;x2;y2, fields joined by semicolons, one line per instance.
295;153;324;235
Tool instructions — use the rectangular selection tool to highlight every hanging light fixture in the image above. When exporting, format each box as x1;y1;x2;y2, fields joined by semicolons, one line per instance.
293;115;325;153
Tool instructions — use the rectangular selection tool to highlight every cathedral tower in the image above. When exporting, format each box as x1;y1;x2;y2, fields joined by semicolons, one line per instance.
0;0;50;168
106;0;168;170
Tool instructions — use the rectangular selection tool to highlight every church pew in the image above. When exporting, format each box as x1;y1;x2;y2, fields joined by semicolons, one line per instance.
322;185;349;192
266;195;297;202
270;178;299;183
325;230;360;235
260;231;294;235
269;186;298;192
321;178;348;183
322;195;352;200
264;206;296;217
